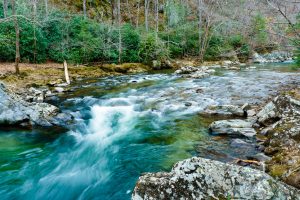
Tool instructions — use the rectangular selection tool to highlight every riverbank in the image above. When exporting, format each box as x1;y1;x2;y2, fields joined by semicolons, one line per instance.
0;62;152;92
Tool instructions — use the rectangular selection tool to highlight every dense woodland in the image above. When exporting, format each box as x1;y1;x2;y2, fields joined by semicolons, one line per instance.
0;0;299;72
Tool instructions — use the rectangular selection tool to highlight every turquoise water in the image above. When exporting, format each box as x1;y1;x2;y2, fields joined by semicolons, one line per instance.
0;64;299;200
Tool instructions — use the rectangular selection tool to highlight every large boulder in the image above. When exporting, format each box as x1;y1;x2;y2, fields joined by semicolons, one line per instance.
132;157;300;200
209;119;256;137
0;82;71;127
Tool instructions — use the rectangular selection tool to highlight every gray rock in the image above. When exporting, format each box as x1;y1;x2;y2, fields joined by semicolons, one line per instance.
209;119;256;137
241;103;251;111
252;51;293;64
201;105;245;117
248;153;272;162
253;52;267;63
175;66;215;79
0;82;68;127
132;157;300;200
175;66;199;74
247;109;256;117
257;101;279;125
54;87;65;93
152;60;162;70
230;138;254;148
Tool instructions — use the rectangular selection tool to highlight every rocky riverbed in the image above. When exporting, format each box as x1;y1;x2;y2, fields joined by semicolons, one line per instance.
132;64;300;199
133;90;300;199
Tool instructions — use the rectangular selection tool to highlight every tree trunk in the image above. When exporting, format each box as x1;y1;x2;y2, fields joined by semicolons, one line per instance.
126;0;132;24
198;0;203;61
33;0;37;63
44;0;48;19
118;0;122;63
136;0;140;27
83;0;87;18
155;0;159;42
3;0;8;18
145;0;149;32
11;0;20;75
64;60;70;85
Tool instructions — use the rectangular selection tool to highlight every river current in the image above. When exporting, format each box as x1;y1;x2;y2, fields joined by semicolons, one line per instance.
0;63;299;200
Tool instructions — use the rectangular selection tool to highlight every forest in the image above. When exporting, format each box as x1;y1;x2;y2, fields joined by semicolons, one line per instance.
0;0;299;72
0;1;300;200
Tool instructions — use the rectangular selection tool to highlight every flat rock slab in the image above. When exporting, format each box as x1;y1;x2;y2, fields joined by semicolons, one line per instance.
209;119;256;137
132;157;300;200
201;105;245;117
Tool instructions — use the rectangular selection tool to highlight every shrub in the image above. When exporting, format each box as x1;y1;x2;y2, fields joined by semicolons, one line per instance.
139;33;169;64
251;14;268;50
120;24;141;63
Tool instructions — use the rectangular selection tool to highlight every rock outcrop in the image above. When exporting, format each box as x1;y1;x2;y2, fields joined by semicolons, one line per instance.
132;157;300;200
0;82;72;127
256;92;300;189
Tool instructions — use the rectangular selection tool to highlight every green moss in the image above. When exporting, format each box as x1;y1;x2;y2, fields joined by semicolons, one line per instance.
270;164;288;177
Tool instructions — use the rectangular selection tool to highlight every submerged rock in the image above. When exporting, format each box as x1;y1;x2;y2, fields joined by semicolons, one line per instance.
209;119;256;137
0;82;71;127
230;138;254;148
132;157;300;200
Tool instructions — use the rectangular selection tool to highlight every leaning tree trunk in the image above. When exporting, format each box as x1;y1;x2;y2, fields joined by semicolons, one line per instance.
11;0;20;75
64;60;70;85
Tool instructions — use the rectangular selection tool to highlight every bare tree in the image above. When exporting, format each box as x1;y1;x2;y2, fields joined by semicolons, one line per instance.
118;0;122;63
83;0;87;18
126;0;132;24
32;0;37;63
198;0;203;60
3;0;8;18
136;0;141;27
44;0;48;19
145;0;149;31
155;0;159;41
11;0;20;74
266;0;300;39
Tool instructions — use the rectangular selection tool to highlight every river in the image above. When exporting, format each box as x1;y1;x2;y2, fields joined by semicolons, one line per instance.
0;63;299;200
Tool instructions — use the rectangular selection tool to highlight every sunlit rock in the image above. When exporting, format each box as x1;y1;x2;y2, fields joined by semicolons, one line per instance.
132;157;300;200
